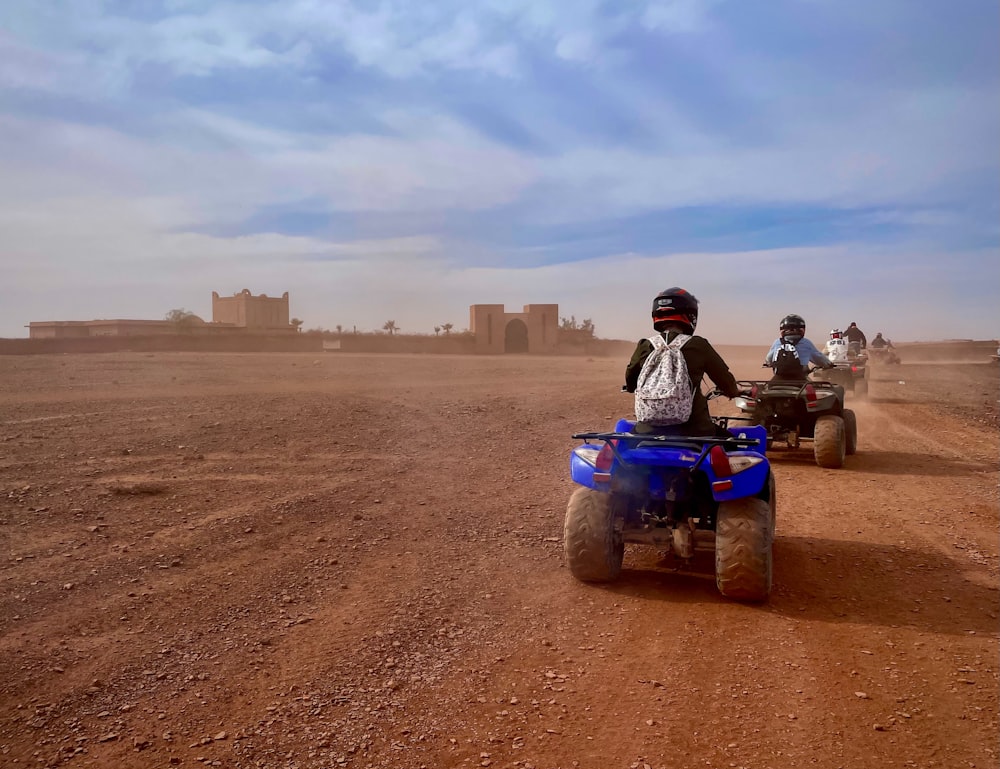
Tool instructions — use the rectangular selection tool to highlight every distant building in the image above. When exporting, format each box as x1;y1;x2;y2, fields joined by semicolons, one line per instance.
28;318;188;339
29;289;296;339
212;289;291;329
469;304;559;353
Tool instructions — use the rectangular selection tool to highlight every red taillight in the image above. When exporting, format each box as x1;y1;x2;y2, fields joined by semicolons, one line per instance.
709;445;732;477
595;441;617;472
804;384;817;402
851;366;858;373
750;384;759;399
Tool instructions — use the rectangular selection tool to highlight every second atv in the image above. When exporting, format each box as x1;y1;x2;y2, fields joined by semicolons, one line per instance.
734;369;857;468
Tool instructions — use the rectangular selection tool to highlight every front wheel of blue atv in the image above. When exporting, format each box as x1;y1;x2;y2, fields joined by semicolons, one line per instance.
715;497;773;602
564;488;624;582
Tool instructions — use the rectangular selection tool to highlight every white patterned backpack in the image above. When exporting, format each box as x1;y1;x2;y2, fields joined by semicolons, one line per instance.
634;333;695;426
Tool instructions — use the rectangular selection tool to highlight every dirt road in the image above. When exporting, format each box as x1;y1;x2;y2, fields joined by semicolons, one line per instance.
1;350;997;769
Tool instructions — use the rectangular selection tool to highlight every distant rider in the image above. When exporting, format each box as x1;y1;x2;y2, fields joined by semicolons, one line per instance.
624;287;742;436
844;322;867;351
870;332;893;349
824;328;851;363
764;314;835;381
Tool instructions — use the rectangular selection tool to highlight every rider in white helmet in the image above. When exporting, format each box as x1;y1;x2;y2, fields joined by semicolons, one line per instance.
824;328;851;363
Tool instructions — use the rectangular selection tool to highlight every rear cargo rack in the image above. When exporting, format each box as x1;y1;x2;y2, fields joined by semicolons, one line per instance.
572;431;760;448
572;431;761;469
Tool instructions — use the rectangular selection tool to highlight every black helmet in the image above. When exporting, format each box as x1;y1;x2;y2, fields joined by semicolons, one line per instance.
780;314;805;344
652;287;698;333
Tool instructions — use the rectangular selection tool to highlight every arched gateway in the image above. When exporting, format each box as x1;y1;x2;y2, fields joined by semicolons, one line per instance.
469;304;559;354
504;318;529;353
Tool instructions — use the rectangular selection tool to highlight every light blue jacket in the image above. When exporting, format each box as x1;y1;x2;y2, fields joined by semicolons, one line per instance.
765;337;832;369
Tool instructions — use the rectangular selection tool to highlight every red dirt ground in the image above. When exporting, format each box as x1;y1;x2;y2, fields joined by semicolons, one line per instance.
1;349;997;769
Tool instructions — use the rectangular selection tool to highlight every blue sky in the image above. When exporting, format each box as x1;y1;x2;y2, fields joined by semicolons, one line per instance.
1;0;997;343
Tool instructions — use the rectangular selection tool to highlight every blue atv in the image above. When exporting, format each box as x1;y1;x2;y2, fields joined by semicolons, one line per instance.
564;390;775;601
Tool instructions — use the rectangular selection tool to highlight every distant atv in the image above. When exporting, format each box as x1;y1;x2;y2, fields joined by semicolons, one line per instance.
868;345;901;365
819;361;868;398
734;368;857;468
822;338;869;398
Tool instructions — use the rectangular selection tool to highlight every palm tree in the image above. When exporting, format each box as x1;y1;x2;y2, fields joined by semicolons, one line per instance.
441;322;453;335
434;326;441;336
383;320;398;335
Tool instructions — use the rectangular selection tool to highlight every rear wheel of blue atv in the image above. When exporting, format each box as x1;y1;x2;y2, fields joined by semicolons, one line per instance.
843;409;858;455
813;414;846;468
715;497;773;602
564;488;623;582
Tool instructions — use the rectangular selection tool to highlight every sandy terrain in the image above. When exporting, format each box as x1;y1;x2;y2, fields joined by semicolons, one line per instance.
1;349;997;769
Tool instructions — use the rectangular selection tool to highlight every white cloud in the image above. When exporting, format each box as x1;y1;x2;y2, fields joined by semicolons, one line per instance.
1;0;526;83
642;0;720;33
0;188;446;325
1;0;724;87
0;30;92;94
554;32;597;62
0;108;539;231
523;80;999;222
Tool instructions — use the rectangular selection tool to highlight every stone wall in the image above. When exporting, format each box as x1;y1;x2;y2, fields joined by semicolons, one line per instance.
0;334;320;355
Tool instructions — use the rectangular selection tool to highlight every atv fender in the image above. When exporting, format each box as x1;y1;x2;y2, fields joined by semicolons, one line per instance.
709;457;770;503
570;448;605;489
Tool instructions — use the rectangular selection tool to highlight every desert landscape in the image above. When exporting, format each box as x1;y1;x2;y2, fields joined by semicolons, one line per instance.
1;347;997;769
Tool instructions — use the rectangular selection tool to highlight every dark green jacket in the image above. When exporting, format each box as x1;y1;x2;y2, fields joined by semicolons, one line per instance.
624;330;740;435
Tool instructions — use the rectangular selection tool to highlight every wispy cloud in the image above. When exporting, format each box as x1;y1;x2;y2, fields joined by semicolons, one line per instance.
641;0;720;33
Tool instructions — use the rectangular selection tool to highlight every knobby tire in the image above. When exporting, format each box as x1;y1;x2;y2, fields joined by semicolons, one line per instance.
564;487;624;583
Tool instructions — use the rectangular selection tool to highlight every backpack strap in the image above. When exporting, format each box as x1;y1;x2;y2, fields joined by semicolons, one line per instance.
667;333;692;350
647;333;667;350
649;332;692;350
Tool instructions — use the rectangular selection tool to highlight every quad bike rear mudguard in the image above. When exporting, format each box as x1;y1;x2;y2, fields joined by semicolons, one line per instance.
569;419;770;503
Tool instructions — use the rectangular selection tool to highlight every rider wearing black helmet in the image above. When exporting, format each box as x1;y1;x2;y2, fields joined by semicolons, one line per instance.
624;287;742;435
765;314;834;380
870;332;892;349
844;321;867;349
